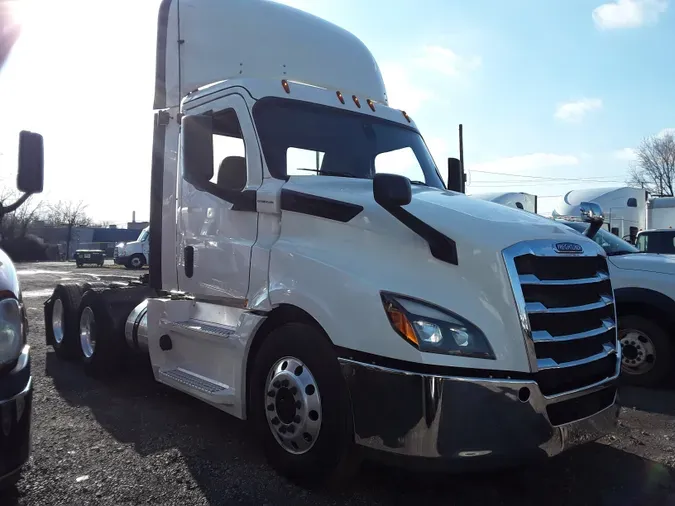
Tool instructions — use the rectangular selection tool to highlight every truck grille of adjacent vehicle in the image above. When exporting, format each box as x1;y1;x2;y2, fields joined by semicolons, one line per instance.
503;240;620;422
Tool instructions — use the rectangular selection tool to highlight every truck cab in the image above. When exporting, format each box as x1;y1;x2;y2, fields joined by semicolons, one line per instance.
114;226;150;269
0;131;44;489
635;229;675;254
44;0;622;486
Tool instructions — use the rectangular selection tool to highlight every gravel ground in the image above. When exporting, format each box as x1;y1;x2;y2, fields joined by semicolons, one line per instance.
1;260;675;506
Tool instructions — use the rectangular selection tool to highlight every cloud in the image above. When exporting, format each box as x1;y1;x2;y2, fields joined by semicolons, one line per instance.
415;45;482;77
379;62;433;114
592;0;668;29
613;147;637;161
554;98;603;123
470;153;580;174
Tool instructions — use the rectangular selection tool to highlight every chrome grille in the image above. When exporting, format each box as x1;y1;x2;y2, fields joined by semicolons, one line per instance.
503;239;620;397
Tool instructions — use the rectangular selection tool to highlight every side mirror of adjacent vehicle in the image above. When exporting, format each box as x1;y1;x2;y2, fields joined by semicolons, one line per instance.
580;201;604;239
373;173;412;207
17;130;44;194
447;157;465;193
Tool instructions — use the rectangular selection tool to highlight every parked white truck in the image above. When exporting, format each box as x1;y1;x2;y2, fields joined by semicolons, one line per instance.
114;226;150;269
42;0;621;486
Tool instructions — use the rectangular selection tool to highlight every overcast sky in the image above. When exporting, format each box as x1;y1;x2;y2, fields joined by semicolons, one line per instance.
0;0;673;223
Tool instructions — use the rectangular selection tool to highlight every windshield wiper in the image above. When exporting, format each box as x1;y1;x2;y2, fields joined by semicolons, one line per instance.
607;251;635;256
409;180;428;186
296;168;359;178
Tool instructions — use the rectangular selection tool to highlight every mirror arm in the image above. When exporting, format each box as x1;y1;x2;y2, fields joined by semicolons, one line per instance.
1;192;32;215
584;222;602;240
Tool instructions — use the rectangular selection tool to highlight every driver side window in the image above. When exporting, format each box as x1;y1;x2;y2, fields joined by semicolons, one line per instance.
209;109;247;192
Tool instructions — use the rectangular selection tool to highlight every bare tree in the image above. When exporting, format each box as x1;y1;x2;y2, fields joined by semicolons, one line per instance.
45;200;93;258
13;196;45;237
0;188;44;239
628;133;675;196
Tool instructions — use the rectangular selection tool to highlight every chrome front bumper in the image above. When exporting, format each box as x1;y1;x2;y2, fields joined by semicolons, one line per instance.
339;356;620;469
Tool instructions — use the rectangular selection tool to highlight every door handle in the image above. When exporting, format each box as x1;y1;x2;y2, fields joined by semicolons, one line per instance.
184;246;194;278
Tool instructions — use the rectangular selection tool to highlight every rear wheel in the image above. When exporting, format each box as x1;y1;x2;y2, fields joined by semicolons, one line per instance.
250;323;358;488
619;315;673;387
78;289;125;377
45;284;86;360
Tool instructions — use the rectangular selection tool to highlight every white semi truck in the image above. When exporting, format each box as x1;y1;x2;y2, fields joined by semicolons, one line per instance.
114;226;150;269
42;0;621;486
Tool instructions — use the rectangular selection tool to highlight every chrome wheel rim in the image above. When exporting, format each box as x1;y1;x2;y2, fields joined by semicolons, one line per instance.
264;357;322;455
52;299;64;345
131;257;142;268
80;307;96;358
620;329;655;375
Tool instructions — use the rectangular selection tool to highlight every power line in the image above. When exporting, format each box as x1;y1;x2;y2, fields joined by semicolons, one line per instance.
471;169;624;183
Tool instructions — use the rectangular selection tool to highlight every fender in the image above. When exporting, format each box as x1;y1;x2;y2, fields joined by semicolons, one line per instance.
614;287;675;324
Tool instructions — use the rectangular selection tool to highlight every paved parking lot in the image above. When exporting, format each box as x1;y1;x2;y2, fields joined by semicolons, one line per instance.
2;261;675;505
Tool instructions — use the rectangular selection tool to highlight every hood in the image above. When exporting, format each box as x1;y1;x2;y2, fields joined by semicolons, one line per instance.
283;177;600;255
608;253;675;276
0;249;20;299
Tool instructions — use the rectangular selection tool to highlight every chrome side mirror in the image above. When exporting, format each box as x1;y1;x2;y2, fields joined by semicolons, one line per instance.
580;201;604;239
580;201;604;224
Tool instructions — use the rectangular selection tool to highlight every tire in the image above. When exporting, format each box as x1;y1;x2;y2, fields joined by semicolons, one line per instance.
126;254;145;270
44;284;87;359
249;322;358;488
619;315;673;387
76;263;82;268
0;468;21;490
77;289;126;378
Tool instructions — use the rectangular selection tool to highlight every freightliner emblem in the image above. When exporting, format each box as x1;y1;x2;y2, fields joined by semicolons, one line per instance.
554;242;583;254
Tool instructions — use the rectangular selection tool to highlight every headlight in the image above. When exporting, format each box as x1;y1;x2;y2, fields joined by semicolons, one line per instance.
0;297;23;366
380;292;495;359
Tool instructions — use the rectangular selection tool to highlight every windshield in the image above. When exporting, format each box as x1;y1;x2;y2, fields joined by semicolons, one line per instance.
137;228;149;242
252;98;445;188
561;221;639;256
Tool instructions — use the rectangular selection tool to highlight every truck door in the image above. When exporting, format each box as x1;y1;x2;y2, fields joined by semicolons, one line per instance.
176;93;262;302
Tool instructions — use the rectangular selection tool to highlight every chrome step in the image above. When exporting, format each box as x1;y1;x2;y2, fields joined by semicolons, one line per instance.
158;368;234;405
159;318;236;340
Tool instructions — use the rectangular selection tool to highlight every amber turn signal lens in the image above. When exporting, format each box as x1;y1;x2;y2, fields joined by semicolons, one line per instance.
384;303;418;347
281;80;291;94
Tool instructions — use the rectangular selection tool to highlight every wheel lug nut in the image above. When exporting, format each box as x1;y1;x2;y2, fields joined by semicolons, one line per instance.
279;426;287;434
271;417;280;425
295;400;302;409
294;415;301;423
290;387;297;395
273;381;281;388
281;379;289;387
267;390;276;397
287;425;295;433
267;404;274;411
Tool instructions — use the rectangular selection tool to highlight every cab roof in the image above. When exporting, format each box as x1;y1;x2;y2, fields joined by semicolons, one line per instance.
154;0;388;110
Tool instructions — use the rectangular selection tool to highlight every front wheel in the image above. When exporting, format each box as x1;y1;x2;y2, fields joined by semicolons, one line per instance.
126;254;145;270
619;315;673;387
249;323;358;488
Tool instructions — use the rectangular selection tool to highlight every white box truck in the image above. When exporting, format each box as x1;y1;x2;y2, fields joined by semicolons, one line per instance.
42;0;621;486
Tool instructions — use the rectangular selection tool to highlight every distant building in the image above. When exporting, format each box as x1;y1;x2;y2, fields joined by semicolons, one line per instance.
127;211;149;230
27;225;141;259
